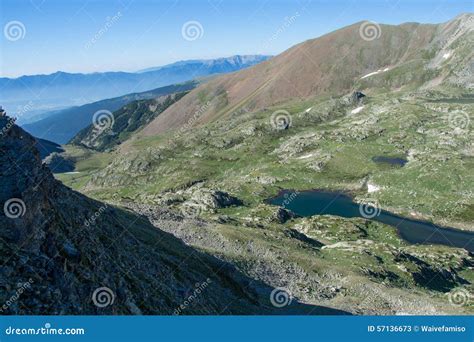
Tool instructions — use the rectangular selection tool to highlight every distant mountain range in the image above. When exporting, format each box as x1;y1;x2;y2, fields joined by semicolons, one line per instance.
136;55;271;73
0;55;271;121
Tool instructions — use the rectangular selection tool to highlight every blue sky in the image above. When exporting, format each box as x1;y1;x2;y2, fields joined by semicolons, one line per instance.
1;0;472;77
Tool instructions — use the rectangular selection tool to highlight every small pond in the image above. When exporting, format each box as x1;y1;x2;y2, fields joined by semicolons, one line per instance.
372;156;407;167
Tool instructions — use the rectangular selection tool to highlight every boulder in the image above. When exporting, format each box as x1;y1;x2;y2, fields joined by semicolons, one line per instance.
191;189;243;210
273;207;298;224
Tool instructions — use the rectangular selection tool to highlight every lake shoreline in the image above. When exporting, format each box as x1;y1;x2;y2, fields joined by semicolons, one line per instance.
267;188;474;251
267;187;473;232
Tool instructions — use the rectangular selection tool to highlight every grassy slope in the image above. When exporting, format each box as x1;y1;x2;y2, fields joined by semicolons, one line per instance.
71;86;472;230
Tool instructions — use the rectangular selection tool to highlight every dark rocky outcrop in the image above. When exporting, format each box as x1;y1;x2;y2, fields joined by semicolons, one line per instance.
283;229;324;248
273;207;298;224
394;251;469;292
350;91;366;105
191;189;243;210
70;92;189;152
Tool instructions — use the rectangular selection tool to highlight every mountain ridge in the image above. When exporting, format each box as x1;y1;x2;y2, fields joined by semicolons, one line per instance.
138;14;473;138
0;55;272;119
22;81;198;144
70;91;190;151
137;55;272;73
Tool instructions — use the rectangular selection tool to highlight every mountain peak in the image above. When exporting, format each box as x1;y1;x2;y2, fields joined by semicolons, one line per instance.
142;17;466;137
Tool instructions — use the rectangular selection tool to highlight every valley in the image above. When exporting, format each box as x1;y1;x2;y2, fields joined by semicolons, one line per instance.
54;85;473;314
2;12;473;316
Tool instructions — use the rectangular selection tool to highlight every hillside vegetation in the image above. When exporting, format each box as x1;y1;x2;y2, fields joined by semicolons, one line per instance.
70;92;189;151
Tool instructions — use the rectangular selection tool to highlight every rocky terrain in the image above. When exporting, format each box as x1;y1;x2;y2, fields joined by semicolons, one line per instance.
125;202;474;315
58;83;474;314
1;114;350;315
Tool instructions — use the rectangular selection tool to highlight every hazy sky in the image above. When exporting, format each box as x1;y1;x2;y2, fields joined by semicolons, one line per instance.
1;0;472;77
